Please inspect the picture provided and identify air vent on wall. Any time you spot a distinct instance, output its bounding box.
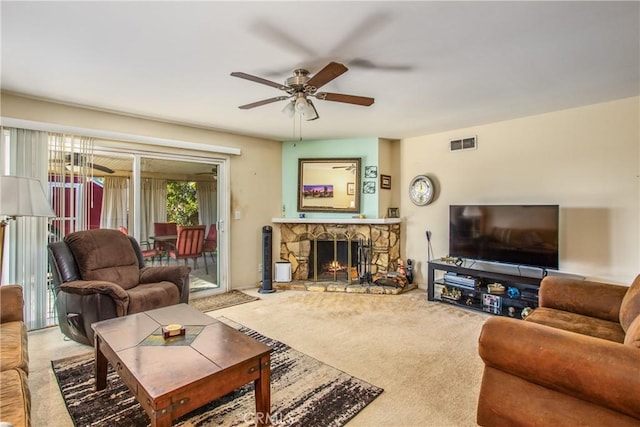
[450,136,477,152]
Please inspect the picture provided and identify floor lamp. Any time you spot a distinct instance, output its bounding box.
[0,175,56,284]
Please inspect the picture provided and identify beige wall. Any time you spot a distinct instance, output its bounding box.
[1,93,282,289]
[401,97,640,285]
[377,138,400,217]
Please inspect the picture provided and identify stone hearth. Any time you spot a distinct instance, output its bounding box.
[273,280,418,295]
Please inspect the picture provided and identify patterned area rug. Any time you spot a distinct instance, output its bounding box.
[51,326,383,427]
[188,290,258,312]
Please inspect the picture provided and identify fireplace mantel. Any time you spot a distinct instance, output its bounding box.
[272,218,401,225]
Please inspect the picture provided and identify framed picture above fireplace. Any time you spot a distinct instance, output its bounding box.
[298,158,361,213]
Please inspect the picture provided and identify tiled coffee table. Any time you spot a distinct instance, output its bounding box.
[92,303,271,427]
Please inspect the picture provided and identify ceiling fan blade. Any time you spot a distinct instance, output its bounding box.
[196,167,217,175]
[196,168,218,179]
[306,62,348,90]
[328,12,388,57]
[315,92,375,106]
[65,153,114,174]
[87,162,115,174]
[251,21,316,58]
[230,72,288,91]
[238,96,290,109]
[348,58,413,72]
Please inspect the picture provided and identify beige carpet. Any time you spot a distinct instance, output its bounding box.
[219,289,488,427]
[29,287,489,426]
[189,290,258,312]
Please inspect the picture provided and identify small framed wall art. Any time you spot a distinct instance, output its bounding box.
[380,174,391,189]
[363,181,376,194]
[364,166,378,178]
[347,182,355,195]
[388,207,399,218]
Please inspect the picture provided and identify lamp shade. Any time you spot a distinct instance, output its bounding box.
[462,206,483,218]
[0,175,55,218]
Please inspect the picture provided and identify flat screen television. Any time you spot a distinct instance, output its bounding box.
[449,205,559,269]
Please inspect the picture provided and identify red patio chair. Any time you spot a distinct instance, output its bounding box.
[203,224,217,275]
[117,226,160,265]
[167,225,206,270]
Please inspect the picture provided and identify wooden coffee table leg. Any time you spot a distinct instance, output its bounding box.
[255,354,271,427]
[150,411,172,427]
[94,335,108,391]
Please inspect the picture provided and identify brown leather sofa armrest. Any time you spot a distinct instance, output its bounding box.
[59,280,129,316]
[139,266,191,302]
[139,265,190,285]
[539,276,628,322]
[0,284,24,323]
[479,317,640,420]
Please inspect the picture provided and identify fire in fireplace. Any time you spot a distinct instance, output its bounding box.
[308,240,359,281]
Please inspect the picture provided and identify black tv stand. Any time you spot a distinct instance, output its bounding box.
[427,259,542,318]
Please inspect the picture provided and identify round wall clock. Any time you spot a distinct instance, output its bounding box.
[409,175,435,206]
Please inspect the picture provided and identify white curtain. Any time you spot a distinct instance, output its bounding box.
[196,180,217,230]
[100,177,129,230]
[140,178,167,242]
[1,128,51,330]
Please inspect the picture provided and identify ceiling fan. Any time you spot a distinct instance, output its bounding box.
[65,153,114,174]
[332,163,356,172]
[195,167,218,180]
[50,153,115,174]
[230,61,374,121]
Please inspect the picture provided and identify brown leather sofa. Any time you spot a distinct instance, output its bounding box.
[48,229,191,346]
[0,284,30,427]
[477,275,640,426]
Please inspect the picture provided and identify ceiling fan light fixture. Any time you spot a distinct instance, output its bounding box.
[294,94,308,113]
[304,99,319,120]
[282,100,295,118]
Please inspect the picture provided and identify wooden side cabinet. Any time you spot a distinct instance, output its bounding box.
[427,260,542,319]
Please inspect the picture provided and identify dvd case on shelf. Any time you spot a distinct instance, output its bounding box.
[482,293,502,314]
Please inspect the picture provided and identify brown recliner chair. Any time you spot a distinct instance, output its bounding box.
[48,229,191,346]
[477,275,640,426]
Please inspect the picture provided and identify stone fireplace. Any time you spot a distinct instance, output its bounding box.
[273,218,402,285]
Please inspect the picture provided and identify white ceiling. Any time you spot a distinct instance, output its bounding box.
[1,1,638,142]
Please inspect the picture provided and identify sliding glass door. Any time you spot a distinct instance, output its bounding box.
[48,146,229,303]
[137,157,222,295]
